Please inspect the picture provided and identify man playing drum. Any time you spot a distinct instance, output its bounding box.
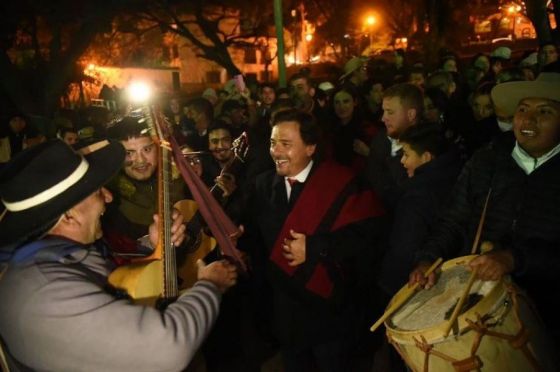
[409,72,560,344]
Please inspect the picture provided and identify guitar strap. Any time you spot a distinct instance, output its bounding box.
[165,124,247,272]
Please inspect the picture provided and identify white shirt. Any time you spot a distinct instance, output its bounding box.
[389,137,402,157]
[285,160,313,200]
[512,142,560,175]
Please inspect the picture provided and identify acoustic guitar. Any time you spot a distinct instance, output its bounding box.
[108,107,179,307]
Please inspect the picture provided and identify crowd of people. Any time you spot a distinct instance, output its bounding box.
[0,41,559,371]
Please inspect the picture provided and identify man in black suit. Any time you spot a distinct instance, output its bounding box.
[242,109,385,372]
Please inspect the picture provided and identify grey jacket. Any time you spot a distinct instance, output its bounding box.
[0,241,221,372]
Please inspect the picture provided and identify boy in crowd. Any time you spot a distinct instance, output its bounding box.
[377,124,461,296]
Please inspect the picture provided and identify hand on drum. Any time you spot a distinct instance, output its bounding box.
[468,250,514,281]
[408,261,437,289]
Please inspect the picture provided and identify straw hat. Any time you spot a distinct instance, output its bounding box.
[491,72,560,116]
[340,56,368,81]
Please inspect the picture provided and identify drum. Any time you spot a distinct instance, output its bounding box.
[385,256,556,372]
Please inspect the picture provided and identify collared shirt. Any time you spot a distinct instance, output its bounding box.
[512,141,560,175]
[389,137,402,157]
[285,160,313,200]
[497,120,512,132]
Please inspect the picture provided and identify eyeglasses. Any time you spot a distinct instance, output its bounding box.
[185,156,201,166]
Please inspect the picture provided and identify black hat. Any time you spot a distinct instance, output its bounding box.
[0,139,125,246]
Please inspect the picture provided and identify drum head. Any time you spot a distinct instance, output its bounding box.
[388,261,498,331]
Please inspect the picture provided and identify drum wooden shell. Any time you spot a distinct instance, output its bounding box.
[385,256,556,372]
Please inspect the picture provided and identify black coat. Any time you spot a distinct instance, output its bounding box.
[365,128,408,211]
[377,149,462,295]
[415,133,560,333]
[242,163,385,351]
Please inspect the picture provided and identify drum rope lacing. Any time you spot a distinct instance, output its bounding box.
[388,284,545,372]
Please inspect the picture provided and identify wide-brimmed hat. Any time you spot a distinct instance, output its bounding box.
[490,46,512,60]
[0,139,125,246]
[491,72,560,116]
[340,56,368,81]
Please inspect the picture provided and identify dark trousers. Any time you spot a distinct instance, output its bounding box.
[281,339,350,372]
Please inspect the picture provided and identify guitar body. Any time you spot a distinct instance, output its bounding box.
[174,199,217,290]
[108,260,163,306]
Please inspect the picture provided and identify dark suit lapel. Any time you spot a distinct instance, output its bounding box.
[272,174,289,209]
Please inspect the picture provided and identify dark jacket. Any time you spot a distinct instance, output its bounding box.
[365,128,408,211]
[242,162,385,350]
[415,133,560,331]
[378,149,462,295]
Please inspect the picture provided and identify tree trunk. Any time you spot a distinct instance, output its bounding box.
[526,0,553,44]
[552,0,560,42]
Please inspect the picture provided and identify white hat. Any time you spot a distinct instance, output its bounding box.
[520,52,538,67]
[318,81,335,92]
[202,88,217,99]
[491,46,512,60]
[202,88,218,104]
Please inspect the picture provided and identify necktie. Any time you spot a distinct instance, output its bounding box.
[287,178,299,187]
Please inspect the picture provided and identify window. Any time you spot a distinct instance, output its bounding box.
[244,48,257,64]
[206,71,221,84]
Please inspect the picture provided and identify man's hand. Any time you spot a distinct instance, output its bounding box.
[408,261,437,289]
[148,210,186,248]
[469,250,514,281]
[353,139,370,157]
[197,259,238,293]
[282,229,306,267]
[215,173,237,197]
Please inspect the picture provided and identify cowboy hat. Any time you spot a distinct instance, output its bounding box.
[339,56,368,81]
[491,72,560,117]
[0,139,125,246]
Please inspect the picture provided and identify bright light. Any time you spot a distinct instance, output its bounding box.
[127,81,151,103]
[87,63,95,71]
[305,33,313,42]
[366,16,376,26]
[508,5,516,13]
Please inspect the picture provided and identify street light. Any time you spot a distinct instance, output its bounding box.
[364,15,377,52]
[127,81,152,104]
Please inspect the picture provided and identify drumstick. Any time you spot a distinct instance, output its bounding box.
[471,188,492,255]
[370,257,443,333]
[444,242,494,337]
[443,266,478,337]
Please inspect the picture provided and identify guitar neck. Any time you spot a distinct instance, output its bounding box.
[160,145,179,299]
[148,107,178,300]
